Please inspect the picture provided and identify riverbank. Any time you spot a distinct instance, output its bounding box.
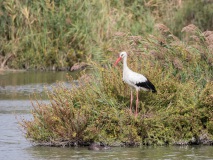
[0,62,89,73]
[0,68,26,73]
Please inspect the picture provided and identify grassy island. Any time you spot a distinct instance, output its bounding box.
[21,24,213,146]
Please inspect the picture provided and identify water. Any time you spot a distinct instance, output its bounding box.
[0,71,213,160]
[0,71,77,100]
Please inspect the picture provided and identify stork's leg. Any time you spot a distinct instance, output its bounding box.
[135,90,139,117]
[130,90,133,114]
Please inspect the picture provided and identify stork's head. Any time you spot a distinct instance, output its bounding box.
[114,51,127,66]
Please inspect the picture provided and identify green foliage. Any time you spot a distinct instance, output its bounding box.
[168,0,213,37]
[199,82,213,108]
[21,25,213,146]
[144,0,213,36]
[1,0,212,69]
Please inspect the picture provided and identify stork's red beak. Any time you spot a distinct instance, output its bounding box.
[114,57,122,66]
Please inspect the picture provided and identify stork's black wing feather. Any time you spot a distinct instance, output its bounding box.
[135,79,157,93]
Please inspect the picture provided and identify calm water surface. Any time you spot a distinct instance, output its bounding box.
[0,71,213,160]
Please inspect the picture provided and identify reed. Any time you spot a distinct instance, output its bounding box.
[1,0,212,70]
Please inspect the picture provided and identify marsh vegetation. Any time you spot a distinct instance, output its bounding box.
[0,0,212,70]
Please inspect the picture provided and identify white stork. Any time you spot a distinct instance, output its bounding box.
[114,51,157,117]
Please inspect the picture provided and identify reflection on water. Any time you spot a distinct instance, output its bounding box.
[0,71,78,100]
[18,145,213,160]
[26,146,142,160]
[1,71,213,160]
[0,71,78,86]
[0,100,49,114]
[0,82,74,100]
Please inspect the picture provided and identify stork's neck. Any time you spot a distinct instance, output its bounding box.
[122,56,129,71]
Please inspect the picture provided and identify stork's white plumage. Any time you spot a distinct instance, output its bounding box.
[115,51,157,117]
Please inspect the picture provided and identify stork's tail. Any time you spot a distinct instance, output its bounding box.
[152,88,157,93]
[144,79,157,93]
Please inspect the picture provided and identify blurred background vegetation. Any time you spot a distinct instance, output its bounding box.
[0,0,212,70]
